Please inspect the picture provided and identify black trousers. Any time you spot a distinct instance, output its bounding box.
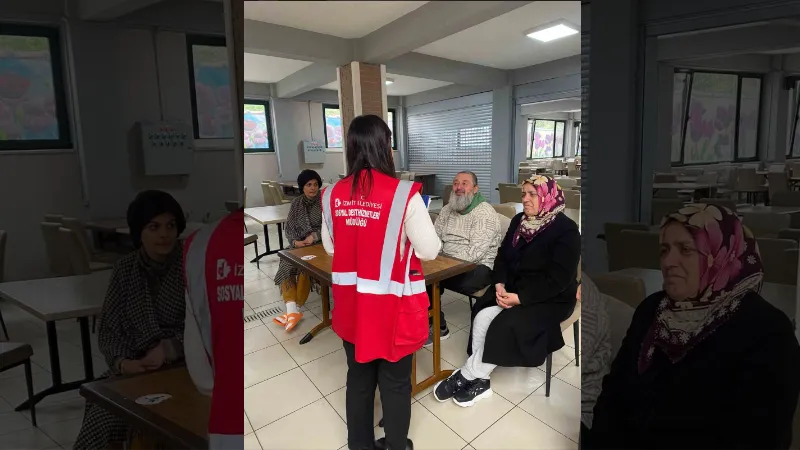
[425,264,493,325]
[343,340,413,450]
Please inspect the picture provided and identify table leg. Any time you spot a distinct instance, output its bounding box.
[411,281,453,396]
[251,223,276,263]
[16,320,89,411]
[78,317,95,381]
[300,285,332,345]
[277,223,285,250]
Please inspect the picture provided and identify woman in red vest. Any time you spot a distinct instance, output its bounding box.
[321,115,441,450]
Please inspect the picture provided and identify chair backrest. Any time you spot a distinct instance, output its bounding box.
[61,217,93,261]
[756,238,798,284]
[650,198,686,225]
[491,203,517,219]
[498,185,521,204]
[768,172,789,198]
[741,212,791,237]
[564,190,581,210]
[605,294,635,359]
[43,214,64,223]
[778,228,800,243]
[770,191,800,207]
[604,222,650,271]
[0,230,6,282]
[261,182,277,206]
[556,178,577,189]
[618,230,661,270]
[653,173,677,183]
[404,172,416,181]
[735,167,760,189]
[498,213,512,236]
[269,185,284,203]
[696,172,718,185]
[592,271,647,309]
[442,185,453,206]
[59,227,92,275]
[698,198,737,213]
[41,222,72,276]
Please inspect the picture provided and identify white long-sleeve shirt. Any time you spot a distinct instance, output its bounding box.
[322,192,441,260]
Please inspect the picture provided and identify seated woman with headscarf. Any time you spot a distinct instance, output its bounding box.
[272,169,323,332]
[74,190,188,450]
[585,204,800,449]
[433,175,581,407]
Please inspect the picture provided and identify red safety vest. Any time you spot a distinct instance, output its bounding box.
[321,170,429,363]
[183,210,244,449]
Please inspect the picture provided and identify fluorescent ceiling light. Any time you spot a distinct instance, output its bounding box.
[385,78,394,85]
[526,22,578,42]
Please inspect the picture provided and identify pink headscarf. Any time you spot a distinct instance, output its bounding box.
[512,175,566,247]
[638,203,764,373]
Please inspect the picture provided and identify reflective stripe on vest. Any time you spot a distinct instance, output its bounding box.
[184,223,215,361]
[328,179,423,297]
[321,182,336,240]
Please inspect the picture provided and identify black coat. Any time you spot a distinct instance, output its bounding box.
[468,212,581,368]
[586,291,800,449]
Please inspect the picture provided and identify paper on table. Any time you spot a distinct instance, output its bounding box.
[135,394,172,405]
[301,255,316,261]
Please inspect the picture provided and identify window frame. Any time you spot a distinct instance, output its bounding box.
[186,34,229,140]
[786,77,800,159]
[0,24,72,151]
[673,69,763,166]
[528,118,567,159]
[574,121,582,156]
[243,99,275,153]
[322,104,342,148]
[388,107,397,150]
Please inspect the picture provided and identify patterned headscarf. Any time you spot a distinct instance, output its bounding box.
[638,203,764,373]
[512,175,566,246]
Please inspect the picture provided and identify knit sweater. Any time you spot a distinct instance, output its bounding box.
[434,200,501,269]
[580,274,611,429]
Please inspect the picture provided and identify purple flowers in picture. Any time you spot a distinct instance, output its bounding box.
[685,100,735,163]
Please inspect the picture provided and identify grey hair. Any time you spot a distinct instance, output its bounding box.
[455,171,478,186]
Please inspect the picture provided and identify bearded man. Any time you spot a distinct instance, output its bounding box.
[425,171,502,346]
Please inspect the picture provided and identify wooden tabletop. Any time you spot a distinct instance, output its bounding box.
[0,271,111,321]
[616,267,796,319]
[80,367,209,449]
[244,204,292,225]
[738,206,800,215]
[278,245,476,286]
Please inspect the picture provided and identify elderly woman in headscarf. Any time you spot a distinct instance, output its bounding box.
[272,169,323,332]
[74,190,188,450]
[586,204,800,449]
[433,175,581,407]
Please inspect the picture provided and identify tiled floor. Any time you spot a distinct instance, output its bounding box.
[0,298,109,450]
[244,217,581,450]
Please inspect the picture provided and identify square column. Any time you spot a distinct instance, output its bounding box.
[337,62,389,171]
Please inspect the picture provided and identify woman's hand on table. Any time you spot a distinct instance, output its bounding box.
[120,359,148,375]
[141,342,167,370]
[294,240,307,248]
